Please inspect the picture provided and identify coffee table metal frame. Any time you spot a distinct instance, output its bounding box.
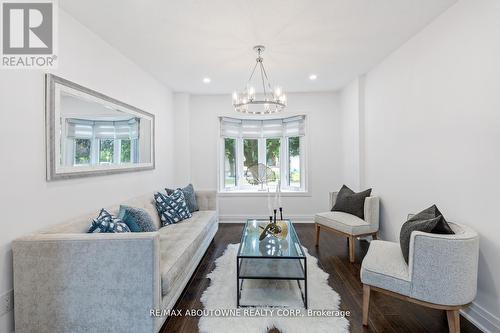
[236,219,308,309]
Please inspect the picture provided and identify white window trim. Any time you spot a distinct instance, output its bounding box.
[218,116,309,195]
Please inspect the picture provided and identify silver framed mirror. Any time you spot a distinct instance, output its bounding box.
[45,74,155,181]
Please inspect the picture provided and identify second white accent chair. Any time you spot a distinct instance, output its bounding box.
[315,191,380,263]
[360,223,479,333]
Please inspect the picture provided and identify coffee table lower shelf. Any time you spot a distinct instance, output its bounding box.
[236,256,308,309]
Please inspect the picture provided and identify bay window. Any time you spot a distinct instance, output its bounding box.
[224,138,237,188]
[288,136,301,188]
[220,115,306,192]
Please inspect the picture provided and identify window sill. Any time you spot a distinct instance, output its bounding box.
[217,191,311,197]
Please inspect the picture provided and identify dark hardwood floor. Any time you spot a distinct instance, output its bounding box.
[161,223,481,333]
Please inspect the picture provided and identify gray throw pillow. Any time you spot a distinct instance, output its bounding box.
[408,204,454,234]
[399,215,442,264]
[118,205,157,232]
[166,183,199,213]
[331,185,372,219]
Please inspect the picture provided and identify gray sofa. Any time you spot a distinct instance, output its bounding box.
[13,190,218,333]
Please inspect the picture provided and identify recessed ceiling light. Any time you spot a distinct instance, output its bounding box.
[203,77,211,84]
[309,74,317,81]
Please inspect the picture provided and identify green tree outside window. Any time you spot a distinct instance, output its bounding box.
[74,139,91,165]
[99,139,114,163]
[121,139,131,163]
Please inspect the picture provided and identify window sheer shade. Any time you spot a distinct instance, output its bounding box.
[220,116,305,138]
[114,119,139,139]
[66,118,140,139]
[65,119,93,139]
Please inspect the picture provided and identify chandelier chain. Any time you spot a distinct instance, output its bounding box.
[260,61,274,94]
[259,62,267,97]
[246,60,259,90]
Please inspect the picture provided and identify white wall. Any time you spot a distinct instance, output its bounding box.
[173,93,191,184]
[174,92,343,222]
[0,10,174,332]
[340,0,500,330]
[339,78,362,190]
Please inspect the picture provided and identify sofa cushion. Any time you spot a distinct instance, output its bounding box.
[158,211,217,295]
[155,190,192,226]
[361,240,411,296]
[166,184,199,213]
[315,211,374,235]
[331,185,372,219]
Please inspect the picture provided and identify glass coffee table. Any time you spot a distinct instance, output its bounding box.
[236,219,307,308]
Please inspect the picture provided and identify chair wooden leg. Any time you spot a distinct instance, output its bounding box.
[447,309,460,333]
[315,224,320,247]
[362,284,370,326]
[348,235,355,263]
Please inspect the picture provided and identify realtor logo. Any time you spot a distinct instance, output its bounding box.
[1,0,57,68]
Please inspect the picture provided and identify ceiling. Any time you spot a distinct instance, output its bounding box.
[61,0,456,94]
[61,94,134,121]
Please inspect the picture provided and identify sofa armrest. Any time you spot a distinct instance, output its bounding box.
[13,232,161,333]
[408,225,479,306]
[364,196,379,229]
[196,190,217,211]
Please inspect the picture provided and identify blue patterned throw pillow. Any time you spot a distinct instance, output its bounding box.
[88,209,131,233]
[154,189,192,226]
[166,184,199,213]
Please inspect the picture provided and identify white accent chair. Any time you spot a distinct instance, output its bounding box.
[314,191,379,263]
[360,223,479,333]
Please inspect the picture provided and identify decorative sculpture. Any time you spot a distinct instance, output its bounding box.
[245,163,276,191]
[259,210,288,241]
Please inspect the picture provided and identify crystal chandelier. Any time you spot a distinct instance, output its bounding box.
[232,45,287,114]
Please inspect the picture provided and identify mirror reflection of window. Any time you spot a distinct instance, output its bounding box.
[99,139,114,164]
[47,75,155,181]
[120,139,131,163]
[74,138,91,165]
[65,117,141,167]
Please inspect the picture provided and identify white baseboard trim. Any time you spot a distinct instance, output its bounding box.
[219,214,315,224]
[461,301,500,333]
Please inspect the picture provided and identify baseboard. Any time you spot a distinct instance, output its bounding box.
[461,301,500,333]
[219,214,315,224]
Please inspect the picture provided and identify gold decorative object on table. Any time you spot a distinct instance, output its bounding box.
[259,220,288,240]
[259,208,289,241]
